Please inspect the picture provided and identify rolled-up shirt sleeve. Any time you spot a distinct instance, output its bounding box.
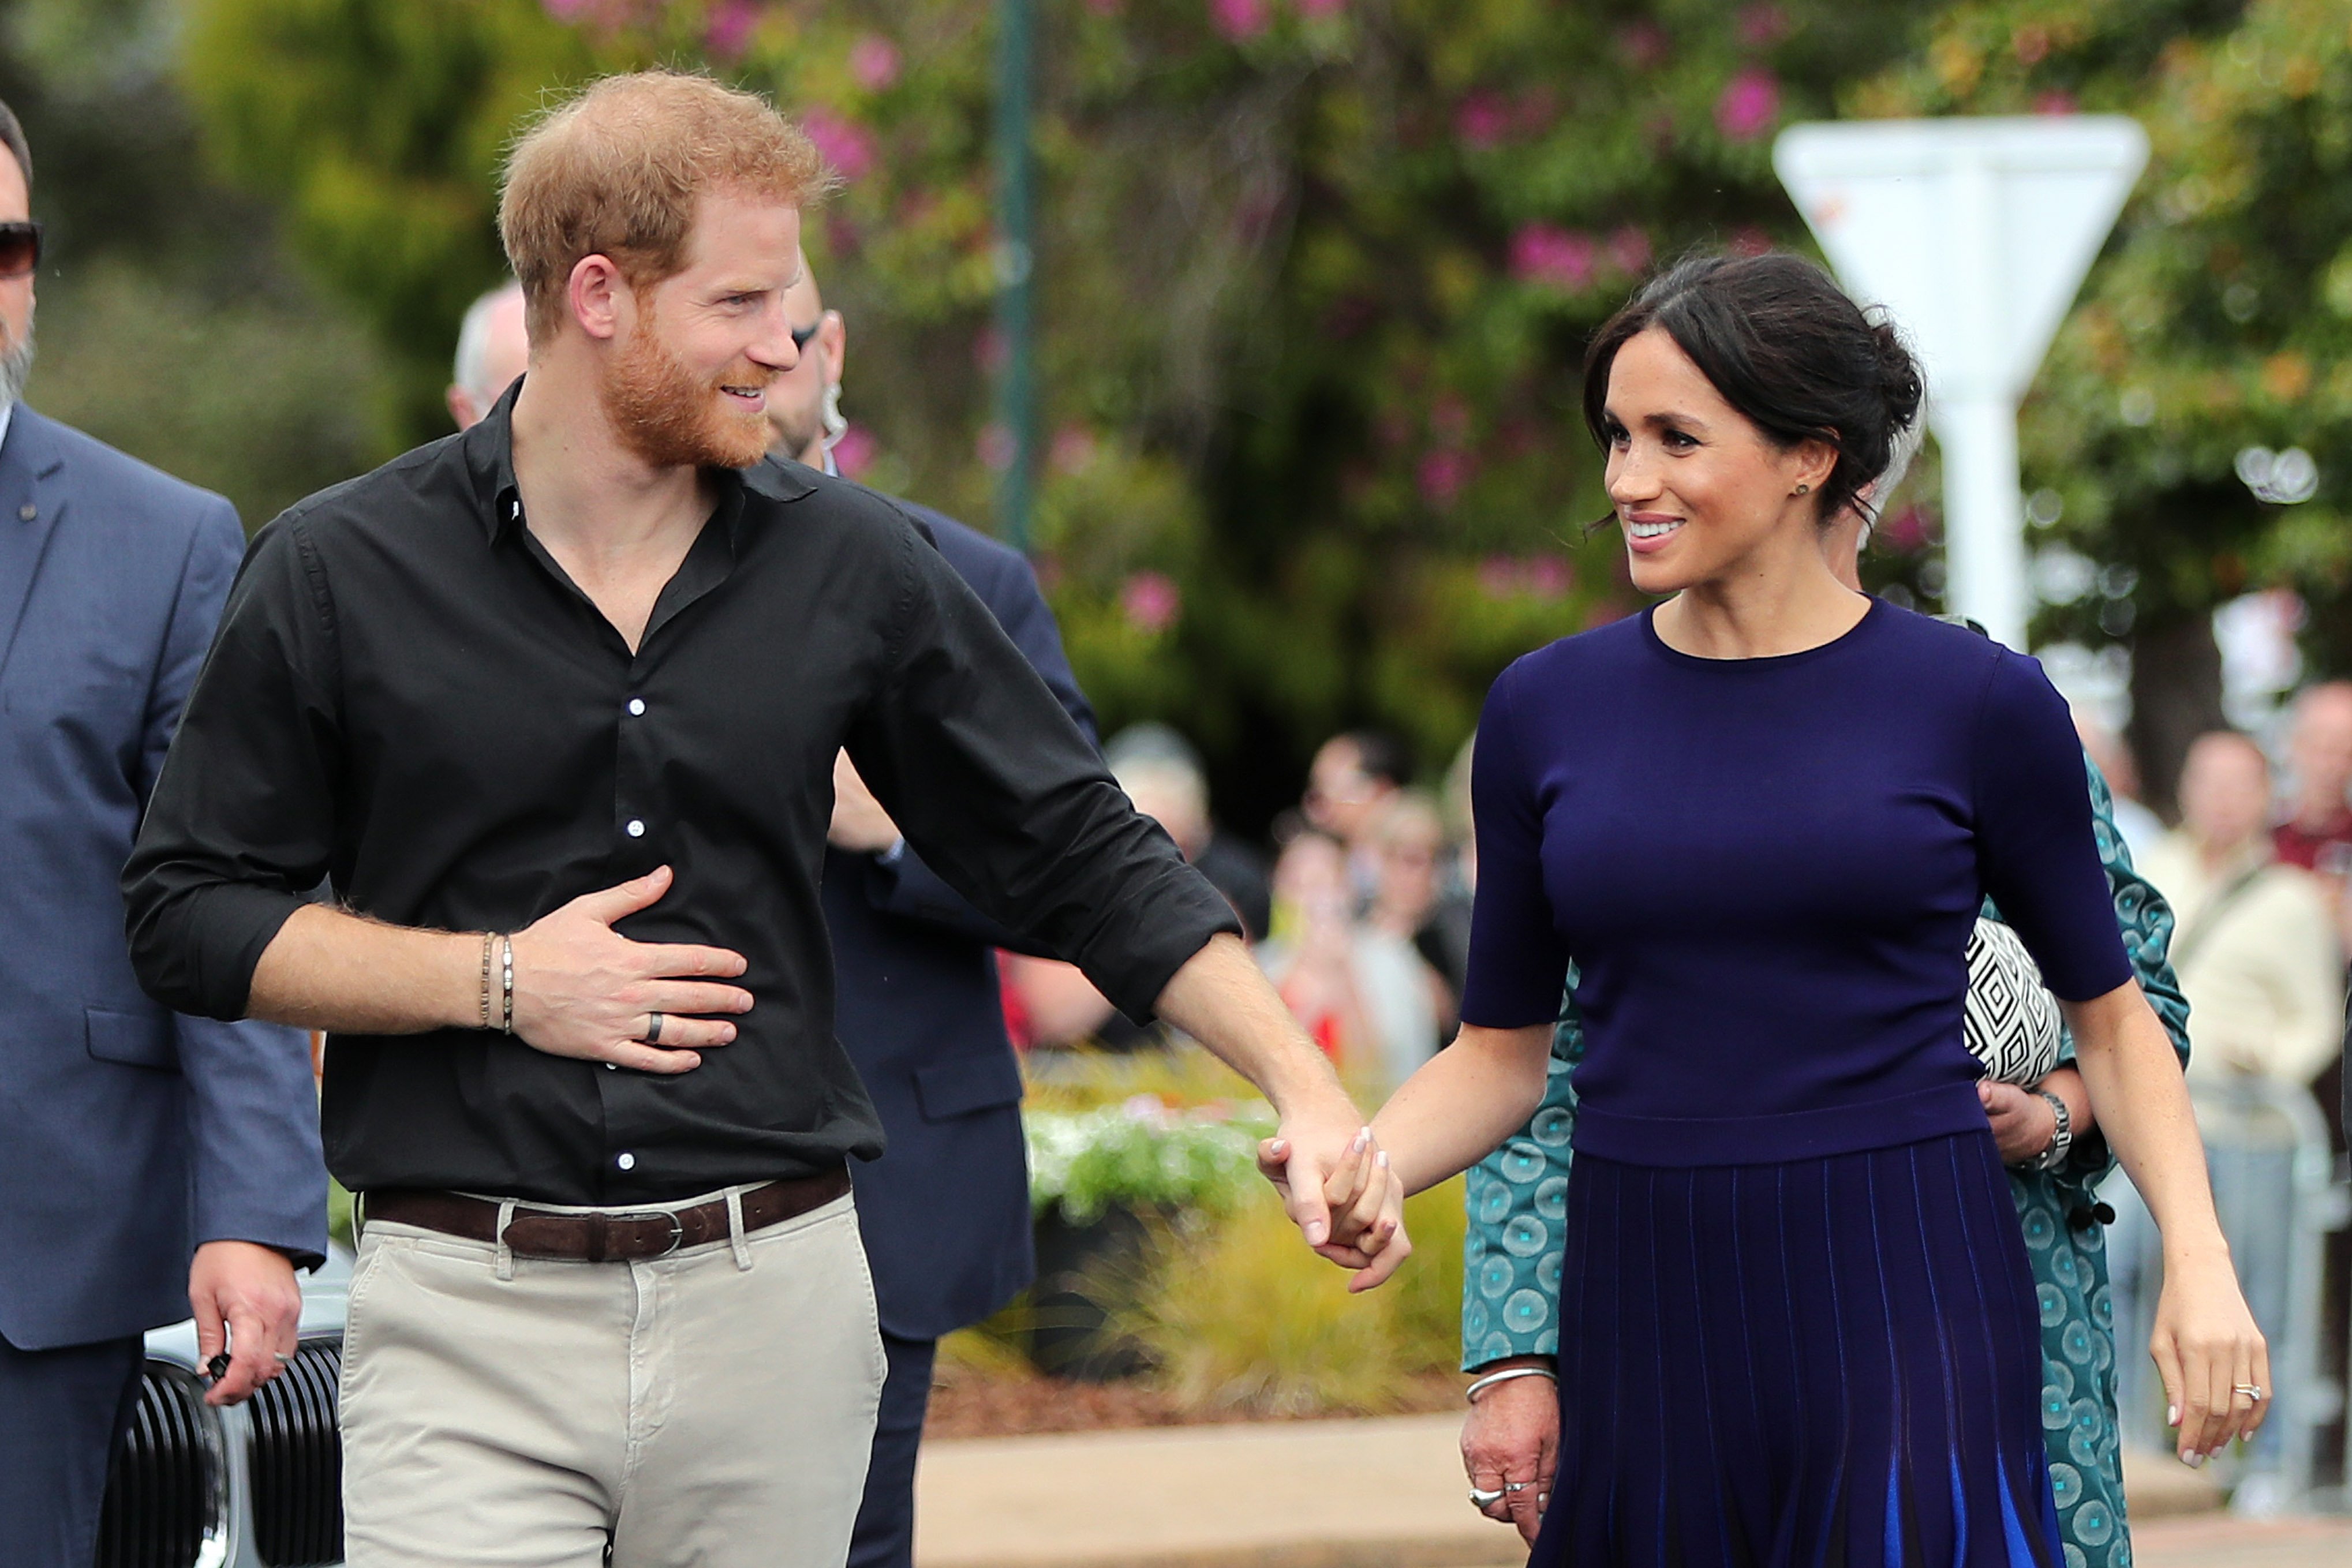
[844,525,1237,1021]
[124,514,343,1020]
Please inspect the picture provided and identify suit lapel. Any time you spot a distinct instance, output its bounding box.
[0,407,65,688]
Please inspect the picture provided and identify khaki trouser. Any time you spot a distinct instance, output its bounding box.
[340,1189,884,1568]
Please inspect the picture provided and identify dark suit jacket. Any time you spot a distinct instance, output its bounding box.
[827,499,1094,1342]
[0,407,324,1351]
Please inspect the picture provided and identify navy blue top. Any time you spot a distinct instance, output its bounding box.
[1461,599,2133,1166]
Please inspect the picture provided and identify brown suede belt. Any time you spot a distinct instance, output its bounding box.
[363,1166,851,1263]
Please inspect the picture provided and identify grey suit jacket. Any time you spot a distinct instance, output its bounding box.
[0,405,324,1351]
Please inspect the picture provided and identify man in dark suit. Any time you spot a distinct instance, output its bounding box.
[768,255,1089,1568]
[0,99,326,1567]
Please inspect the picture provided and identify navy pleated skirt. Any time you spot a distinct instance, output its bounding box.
[1533,1131,2063,1568]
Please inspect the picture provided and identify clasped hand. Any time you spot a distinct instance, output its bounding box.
[1257,1116,1412,1290]
[505,865,751,1072]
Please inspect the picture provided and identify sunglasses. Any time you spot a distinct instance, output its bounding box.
[790,318,821,357]
[0,220,40,279]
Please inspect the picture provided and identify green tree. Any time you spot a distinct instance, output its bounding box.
[0,0,387,528]
[1858,0,2351,806]
[181,0,1946,826]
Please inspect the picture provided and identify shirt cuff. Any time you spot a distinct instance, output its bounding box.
[1072,860,1243,1024]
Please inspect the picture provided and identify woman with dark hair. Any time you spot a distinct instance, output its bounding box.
[1352,253,2267,1566]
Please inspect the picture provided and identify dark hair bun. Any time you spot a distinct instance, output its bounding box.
[1581,252,1925,524]
[1867,316,1925,439]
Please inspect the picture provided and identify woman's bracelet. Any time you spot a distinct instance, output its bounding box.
[1465,1364,1557,1405]
[499,934,515,1034]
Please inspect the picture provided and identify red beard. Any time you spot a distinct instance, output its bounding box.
[601,321,773,470]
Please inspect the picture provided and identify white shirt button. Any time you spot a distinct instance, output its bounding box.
[627,698,646,716]
[616,1151,637,1172]
[626,819,646,838]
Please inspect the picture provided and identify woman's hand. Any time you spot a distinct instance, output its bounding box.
[1461,1361,1557,1544]
[1977,1080,2055,1164]
[2150,1242,2271,1466]
[1257,1125,1412,1290]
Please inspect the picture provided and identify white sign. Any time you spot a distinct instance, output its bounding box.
[1774,117,2148,647]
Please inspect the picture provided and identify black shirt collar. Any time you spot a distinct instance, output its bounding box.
[460,374,818,548]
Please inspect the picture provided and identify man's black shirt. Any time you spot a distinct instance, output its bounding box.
[124,392,1236,1205]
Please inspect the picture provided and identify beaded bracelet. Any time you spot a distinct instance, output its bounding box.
[1465,1365,1557,1405]
[478,931,496,1031]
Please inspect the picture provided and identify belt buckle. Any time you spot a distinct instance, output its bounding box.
[613,1208,686,1258]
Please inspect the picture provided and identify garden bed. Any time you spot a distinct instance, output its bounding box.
[923,1364,1469,1440]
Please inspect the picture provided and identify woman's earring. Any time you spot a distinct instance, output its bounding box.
[1794,482,1811,495]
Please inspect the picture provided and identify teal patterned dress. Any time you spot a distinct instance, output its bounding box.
[1463,759,2190,1568]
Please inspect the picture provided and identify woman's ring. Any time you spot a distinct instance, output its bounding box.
[643,1012,665,1045]
[1504,1481,1531,1492]
[2234,1384,2266,1401]
[1468,1485,1506,1508]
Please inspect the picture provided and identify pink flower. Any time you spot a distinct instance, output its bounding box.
[1616,22,1668,70]
[1120,572,1181,633]
[1715,68,1780,141]
[849,35,902,93]
[1729,226,1773,257]
[1050,425,1097,475]
[2033,89,2080,117]
[1455,93,1512,151]
[1736,5,1787,48]
[1879,505,1932,552]
[542,0,590,17]
[1418,450,1472,508]
[1510,224,1598,290]
[831,426,877,478]
[1296,0,1346,19]
[1525,555,1572,599]
[704,0,761,60]
[1431,394,1471,443]
[1477,556,1519,598]
[1210,0,1267,41]
[1607,225,1652,276]
[801,108,876,182]
[977,423,1017,471]
[973,328,1008,374]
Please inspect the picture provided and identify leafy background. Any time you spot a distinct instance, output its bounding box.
[3,0,2339,824]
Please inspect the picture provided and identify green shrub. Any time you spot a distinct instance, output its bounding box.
[1117,1177,1467,1419]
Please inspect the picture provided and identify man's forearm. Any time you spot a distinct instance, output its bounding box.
[247,904,480,1034]
[1153,933,1345,1111]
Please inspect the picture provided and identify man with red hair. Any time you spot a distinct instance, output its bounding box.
[127,72,1395,1567]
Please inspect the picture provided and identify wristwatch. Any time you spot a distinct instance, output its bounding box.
[2031,1089,2074,1172]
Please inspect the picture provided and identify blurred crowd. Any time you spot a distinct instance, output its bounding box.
[1003,727,1474,1095]
[2078,688,2352,1503]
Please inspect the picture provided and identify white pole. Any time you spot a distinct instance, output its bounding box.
[1935,394,2029,649]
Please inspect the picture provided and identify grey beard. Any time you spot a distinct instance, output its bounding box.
[0,317,33,411]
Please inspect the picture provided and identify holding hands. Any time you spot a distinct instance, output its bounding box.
[1257,1115,1412,1290]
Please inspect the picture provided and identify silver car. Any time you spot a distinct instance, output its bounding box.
[95,1245,351,1568]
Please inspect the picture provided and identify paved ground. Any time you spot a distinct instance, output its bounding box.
[914,1412,2350,1568]
[2132,1514,2352,1567]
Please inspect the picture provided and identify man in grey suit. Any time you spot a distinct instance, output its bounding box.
[0,98,326,1566]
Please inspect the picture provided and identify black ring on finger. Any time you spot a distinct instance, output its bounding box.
[643,1011,665,1045]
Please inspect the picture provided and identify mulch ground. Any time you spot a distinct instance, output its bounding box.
[922,1368,1468,1440]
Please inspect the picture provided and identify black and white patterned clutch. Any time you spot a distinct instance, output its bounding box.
[1962,918,2062,1086]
